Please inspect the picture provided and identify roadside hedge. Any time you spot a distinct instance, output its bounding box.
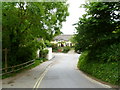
[78,51,119,85]
[62,46,71,53]
[39,49,49,58]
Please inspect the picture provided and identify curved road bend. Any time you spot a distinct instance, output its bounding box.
[2,53,111,88]
[36,53,111,88]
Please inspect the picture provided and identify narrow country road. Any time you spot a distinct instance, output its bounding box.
[2,52,111,89]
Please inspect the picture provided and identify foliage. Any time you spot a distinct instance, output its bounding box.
[44,40,52,47]
[75,2,120,85]
[39,49,49,58]
[2,2,69,66]
[69,36,76,45]
[2,58,47,79]
[78,51,119,85]
[88,43,120,63]
[74,2,120,62]
[52,44,71,53]
[38,39,46,50]
[51,43,58,52]
[62,46,71,53]
[38,57,48,62]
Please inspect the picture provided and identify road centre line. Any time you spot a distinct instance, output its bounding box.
[33,64,52,90]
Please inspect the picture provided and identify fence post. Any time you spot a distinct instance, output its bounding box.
[12,66,14,72]
[3,48,8,73]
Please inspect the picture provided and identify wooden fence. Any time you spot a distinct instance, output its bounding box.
[1,48,35,76]
[0,59,35,76]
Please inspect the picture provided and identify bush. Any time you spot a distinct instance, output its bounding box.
[39,49,49,58]
[45,40,52,47]
[78,51,119,85]
[36,57,47,63]
[98,43,120,62]
[85,42,120,63]
[74,44,81,54]
[51,44,59,52]
[4,46,37,67]
[62,46,70,53]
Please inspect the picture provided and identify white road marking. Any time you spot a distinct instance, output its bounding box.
[33,64,52,90]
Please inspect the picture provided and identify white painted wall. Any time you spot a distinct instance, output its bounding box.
[46,47,53,60]
[37,47,53,60]
[37,49,40,58]
[51,40,73,47]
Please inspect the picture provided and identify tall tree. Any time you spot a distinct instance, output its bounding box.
[74,2,120,62]
[2,2,69,66]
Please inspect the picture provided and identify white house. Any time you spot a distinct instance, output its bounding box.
[51,34,74,47]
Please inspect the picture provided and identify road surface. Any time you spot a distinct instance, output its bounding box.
[2,52,111,89]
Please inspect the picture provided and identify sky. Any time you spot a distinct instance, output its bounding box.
[61,0,86,34]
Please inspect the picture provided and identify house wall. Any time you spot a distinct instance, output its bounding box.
[51,40,73,47]
[37,47,53,60]
[46,47,53,60]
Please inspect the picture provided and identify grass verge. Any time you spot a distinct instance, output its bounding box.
[2,58,47,79]
[78,51,119,86]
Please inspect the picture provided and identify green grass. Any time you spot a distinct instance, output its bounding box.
[78,51,119,85]
[1,58,47,79]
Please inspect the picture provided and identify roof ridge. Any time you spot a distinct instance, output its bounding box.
[53,34,73,41]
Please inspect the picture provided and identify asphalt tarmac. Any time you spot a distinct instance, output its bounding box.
[2,52,111,89]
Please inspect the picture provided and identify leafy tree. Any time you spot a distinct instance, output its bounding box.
[74,2,120,62]
[2,2,69,66]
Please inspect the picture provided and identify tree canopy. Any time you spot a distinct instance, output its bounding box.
[74,2,120,62]
[2,2,69,66]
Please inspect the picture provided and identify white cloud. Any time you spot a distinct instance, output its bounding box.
[61,0,86,34]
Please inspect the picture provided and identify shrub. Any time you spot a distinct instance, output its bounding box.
[17,47,37,62]
[37,57,47,62]
[86,42,120,63]
[62,46,70,53]
[58,48,62,52]
[39,49,49,58]
[51,44,59,52]
[99,43,120,62]
[74,43,81,54]
[52,49,58,52]
[51,43,57,49]
[78,51,119,85]
[5,46,37,67]
[45,40,52,47]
